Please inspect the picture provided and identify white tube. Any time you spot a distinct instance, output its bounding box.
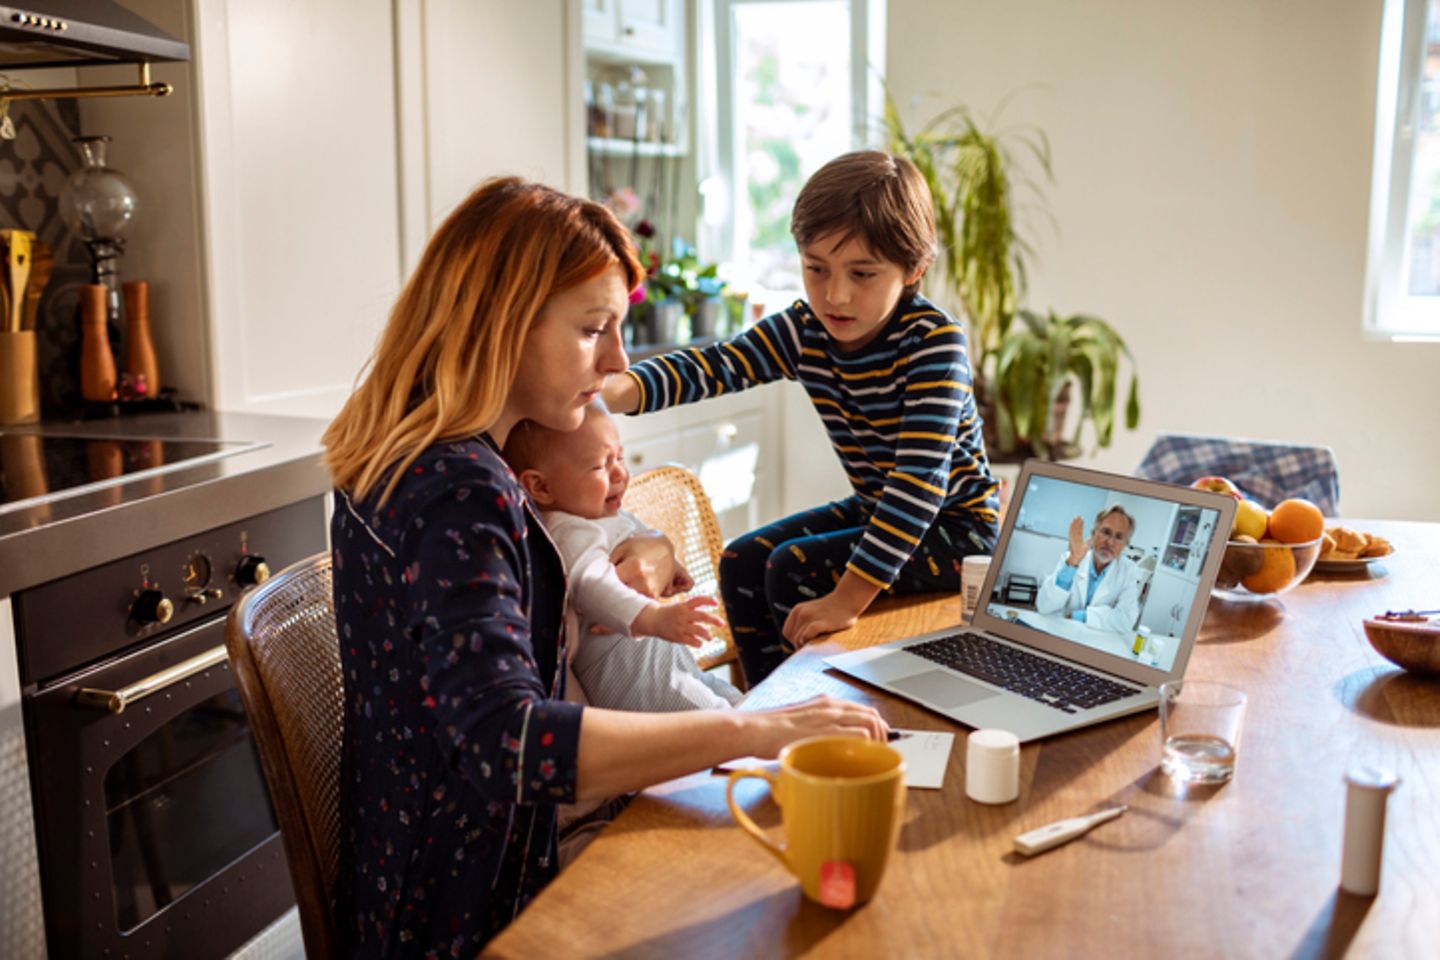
[1339,766,1401,896]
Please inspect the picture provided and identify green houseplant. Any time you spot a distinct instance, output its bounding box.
[880,92,1048,379]
[991,309,1141,459]
[881,92,1141,458]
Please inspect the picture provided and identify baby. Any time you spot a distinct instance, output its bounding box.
[503,402,742,712]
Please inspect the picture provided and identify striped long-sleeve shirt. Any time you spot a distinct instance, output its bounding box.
[625,294,1000,587]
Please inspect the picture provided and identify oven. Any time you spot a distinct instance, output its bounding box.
[11,496,326,958]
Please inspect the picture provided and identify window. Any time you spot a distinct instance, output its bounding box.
[1366,0,1440,340]
[700,0,885,300]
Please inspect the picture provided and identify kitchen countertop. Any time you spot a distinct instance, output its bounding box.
[0,410,331,596]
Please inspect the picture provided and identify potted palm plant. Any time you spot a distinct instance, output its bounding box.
[991,309,1141,459]
[880,92,1048,379]
[882,92,1140,458]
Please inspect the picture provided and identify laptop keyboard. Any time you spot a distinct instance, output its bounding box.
[907,632,1139,714]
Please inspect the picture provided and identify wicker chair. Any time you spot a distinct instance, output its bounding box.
[224,553,341,959]
[625,465,745,690]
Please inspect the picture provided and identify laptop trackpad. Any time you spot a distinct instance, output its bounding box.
[890,670,1000,708]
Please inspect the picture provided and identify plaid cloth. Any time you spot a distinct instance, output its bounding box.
[1134,433,1341,515]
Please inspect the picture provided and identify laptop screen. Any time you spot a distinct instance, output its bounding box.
[983,471,1224,673]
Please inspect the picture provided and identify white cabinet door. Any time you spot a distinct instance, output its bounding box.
[191,0,403,418]
[617,0,682,62]
[679,410,765,542]
[1140,567,1199,635]
[423,0,577,223]
[581,0,618,45]
[585,0,682,64]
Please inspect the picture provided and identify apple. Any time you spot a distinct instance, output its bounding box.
[1191,476,1243,502]
[1233,498,1269,540]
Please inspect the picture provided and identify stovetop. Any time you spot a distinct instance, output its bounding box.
[0,432,265,515]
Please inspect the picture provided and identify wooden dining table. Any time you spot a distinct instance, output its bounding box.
[485,520,1440,959]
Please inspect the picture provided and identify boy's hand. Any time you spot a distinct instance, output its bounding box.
[782,594,862,648]
[602,374,640,414]
[631,596,724,648]
[781,572,882,648]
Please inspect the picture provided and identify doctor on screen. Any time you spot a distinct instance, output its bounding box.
[1036,505,1142,633]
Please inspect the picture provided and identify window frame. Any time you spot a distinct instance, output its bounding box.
[1365,0,1440,341]
[700,0,887,278]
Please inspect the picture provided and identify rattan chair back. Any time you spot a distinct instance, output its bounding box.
[225,552,341,959]
[625,465,742,686]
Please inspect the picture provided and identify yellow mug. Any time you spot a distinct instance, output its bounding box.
[726,735,905,908]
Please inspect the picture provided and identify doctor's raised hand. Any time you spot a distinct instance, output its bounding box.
[1067,515,1088,566]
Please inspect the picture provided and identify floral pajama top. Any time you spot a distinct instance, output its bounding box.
[330,434,581,958]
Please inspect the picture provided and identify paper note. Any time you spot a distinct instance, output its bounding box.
[887,729,954,790]
[715,729,955,790]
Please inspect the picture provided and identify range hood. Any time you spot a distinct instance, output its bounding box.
[0,1,189,70]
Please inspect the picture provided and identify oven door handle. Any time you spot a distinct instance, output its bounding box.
[76,644,230,714]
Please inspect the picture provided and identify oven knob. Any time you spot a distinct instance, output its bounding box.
[131,589,174,626]
[236,555,271,587]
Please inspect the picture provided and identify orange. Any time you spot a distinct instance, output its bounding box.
[1267,498,1325,544]
[1242,541,1297,593]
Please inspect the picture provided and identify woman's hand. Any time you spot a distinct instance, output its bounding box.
[611,533,680,599]
[744,695,888,759]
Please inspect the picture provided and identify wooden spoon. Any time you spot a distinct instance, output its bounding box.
[0,229,30,334]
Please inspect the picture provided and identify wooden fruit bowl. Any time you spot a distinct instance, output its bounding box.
[1363,615,1440,677]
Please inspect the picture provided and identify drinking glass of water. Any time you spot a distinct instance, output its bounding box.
[1159,680,1247,783]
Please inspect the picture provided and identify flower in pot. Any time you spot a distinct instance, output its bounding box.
[991,308,1141,458]
[642,238,727,342]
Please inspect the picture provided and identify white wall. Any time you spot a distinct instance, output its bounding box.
[887,0,1440,520]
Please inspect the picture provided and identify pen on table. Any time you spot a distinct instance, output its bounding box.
[887,730,910,741]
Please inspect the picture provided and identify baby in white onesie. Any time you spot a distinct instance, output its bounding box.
[502,402,741,712]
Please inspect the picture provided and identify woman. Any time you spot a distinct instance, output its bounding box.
[322,177,886,957]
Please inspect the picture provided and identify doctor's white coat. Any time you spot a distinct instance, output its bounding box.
[1035,550,1142,634]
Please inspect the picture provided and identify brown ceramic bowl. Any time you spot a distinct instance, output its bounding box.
[1363,617,1440,676]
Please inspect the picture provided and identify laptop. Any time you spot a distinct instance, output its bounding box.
[825,459,1238,742]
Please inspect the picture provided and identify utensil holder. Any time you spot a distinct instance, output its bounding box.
[0,329,41,423]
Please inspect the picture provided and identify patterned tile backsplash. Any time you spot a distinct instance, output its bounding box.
[0,98,105,414]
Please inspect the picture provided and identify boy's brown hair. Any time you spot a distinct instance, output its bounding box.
[790,150,936,295]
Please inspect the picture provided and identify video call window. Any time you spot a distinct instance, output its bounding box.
[984,475,1221,672]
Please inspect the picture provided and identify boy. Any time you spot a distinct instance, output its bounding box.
[604,150,1000,685]
[503,403,741,712]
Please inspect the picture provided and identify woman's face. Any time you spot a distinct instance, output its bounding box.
[506,265,630,434]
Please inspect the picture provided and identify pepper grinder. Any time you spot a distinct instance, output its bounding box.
[80,283,117,402]
[122,280,160,397]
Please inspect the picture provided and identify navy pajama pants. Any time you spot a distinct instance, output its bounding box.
[718,497,997,687]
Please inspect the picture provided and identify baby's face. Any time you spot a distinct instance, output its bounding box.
[539,412,629,519]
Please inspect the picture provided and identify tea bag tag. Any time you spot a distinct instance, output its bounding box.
[818,860,856,909]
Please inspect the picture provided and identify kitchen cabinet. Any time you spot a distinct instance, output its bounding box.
[583,0,685,64]
[582,0,695,290]
[616,384,783,542]
[79,0,584,419]
[1140,566,1198,635]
